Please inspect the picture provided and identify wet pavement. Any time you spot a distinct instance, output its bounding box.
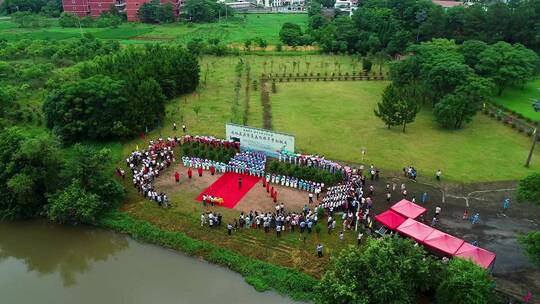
[364,173,540,302]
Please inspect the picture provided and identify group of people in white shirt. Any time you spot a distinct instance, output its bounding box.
[127,138,175,207]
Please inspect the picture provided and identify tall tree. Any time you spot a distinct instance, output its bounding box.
[476,41,540,95]
[182,0,230,23]
[375,84,420,132]
[433,76,493,129]
[279,22,303,46]
[436,258,494,304]
[0,128,62,219]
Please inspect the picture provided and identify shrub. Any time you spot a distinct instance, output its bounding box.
[517,173,540,205]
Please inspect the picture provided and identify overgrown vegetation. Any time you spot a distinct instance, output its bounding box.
[138,0,175,24]
[315,235,444,304]
[59,11,125,28]
[0,128,123,223]
[518,231,540,267]
[181,0,232,23]
[436,258,495,304]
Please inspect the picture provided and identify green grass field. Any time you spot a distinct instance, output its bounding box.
[0,14,308,45]
[271,82,540,182]
[119,55,539,183]
[492,78,540,122]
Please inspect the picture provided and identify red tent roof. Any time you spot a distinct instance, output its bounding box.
[455,243,497,269]
[375,210,407,230]
[396,218,435,242]
[390,199,427,219]
[423,230,465,256]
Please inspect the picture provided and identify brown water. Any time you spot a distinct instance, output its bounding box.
[0,220,299,304]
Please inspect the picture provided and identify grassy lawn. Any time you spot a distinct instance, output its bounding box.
[0,14,308,45]
[270,82,540,182]
[492,78,540,122]
[120,54,372,154]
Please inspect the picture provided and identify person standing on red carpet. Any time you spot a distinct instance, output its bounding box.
[174,171,180,183]
[197,166,203,177]
[238,177,242,188]
[187,168,192,179]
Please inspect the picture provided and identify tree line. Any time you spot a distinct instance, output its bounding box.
[0,0,62,17]
[43,44,200,142]
[298,0,540,55]
[375,39,539,131]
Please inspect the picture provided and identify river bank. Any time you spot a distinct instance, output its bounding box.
[98,211,317,301]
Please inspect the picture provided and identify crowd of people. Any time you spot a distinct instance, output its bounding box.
[228,151,266,176]
[264,173,322,193]
[127,138,176,207]
[277,151,352,178]
[404,165,418,181]
[219,204,324,237]
[182,156,228,173]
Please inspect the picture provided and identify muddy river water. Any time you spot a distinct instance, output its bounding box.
[0,220,298,304]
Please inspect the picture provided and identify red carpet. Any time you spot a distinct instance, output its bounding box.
[196,173,261,208]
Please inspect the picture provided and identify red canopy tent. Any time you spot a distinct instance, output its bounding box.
[390,199,427,219]
[375,210,407,230]
[455,243,497,269]
[423,230,465,256]
[396,218,435,242]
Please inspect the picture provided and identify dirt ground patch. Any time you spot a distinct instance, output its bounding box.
[155,163,321,213]
[235,181,320,213]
